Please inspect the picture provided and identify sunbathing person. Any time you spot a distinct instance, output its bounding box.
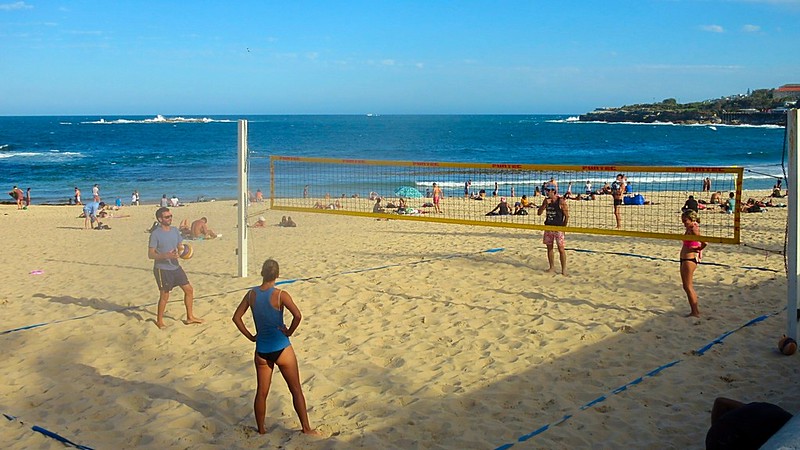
[486,198,511,216]
[373,197,385,213]
[191,217,218,239]
[252,216,267,228]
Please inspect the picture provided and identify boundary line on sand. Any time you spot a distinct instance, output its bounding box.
[493,311,781,449]
[0,248,505,336]
[3,413,94,450]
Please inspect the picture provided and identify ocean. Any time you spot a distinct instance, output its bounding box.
[0,115,787,204]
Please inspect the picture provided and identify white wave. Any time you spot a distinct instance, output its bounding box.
[563,119,784,129]
[0,144,9,150]
[0,152,39,159]
[0,150,84,159]
[59,122,73,125]
[81,115,234,125]
[409,169,776,188]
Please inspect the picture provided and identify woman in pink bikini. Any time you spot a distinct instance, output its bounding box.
[679,210,707,317]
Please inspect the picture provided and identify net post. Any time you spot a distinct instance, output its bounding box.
[237,119,249,278]
[788,109,799,343]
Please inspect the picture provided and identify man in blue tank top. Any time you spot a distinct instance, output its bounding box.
[537,184,569,276]
[148,207,204,329]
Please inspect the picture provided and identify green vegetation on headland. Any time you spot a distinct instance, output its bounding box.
[579,88,796,126]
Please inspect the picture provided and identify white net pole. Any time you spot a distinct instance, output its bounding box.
[788,110,799,341]
[237,120,249,278]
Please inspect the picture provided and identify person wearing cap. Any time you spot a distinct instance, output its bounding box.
[83,200,106,229]
[253,216,267,228]
[537,184,569,275]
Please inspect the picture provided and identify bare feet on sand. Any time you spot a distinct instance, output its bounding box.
[184,317,205,325]
[155,321,169,329]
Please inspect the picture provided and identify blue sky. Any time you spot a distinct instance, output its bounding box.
[2,0,800,115]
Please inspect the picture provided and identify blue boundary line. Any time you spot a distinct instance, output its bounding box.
[0,248,505,336]
[4,413,94,449]
[494,309,782,449]
[567,248,780,273]
[1,248,506,448]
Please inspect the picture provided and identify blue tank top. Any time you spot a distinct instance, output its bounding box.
[251,286,291,353]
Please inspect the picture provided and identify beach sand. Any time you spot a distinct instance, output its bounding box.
[1,195,798,449]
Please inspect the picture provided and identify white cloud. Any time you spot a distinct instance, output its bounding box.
[381,59,395,66]
[415,62,424,69]
[0,1,32,11]
[742,24,761,32]
[637,64,742,71]
[700,24,725,33]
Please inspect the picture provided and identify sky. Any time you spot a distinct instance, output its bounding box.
[2,0,800,115]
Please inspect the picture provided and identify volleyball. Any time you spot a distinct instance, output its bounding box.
[778,335,797,356]
[177,242,193,260]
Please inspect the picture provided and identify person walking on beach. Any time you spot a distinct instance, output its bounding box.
[25,187,31,207]
[232,259,320,436]
[679,210,707,317]
[92,183,100,202]
[10,185,24,209]
[432,182,443,213]
[74,187,82,205]
[611,173,626,229]
[148,207,204,329]
[537,184,569,275]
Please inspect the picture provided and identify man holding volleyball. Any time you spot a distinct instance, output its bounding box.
[148,207,204,329]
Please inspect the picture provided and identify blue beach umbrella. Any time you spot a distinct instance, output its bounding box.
[394,186,423,198]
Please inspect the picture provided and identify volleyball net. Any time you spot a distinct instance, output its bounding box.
[268,156,744,244]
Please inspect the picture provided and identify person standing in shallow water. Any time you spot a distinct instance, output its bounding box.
[232,259,321,436]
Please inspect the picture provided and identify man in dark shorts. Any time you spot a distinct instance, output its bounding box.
[611,173,626,229]
[148,207,204,329]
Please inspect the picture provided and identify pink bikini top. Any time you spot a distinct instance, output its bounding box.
[683,240,702,250]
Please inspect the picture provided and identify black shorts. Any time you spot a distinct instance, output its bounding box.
[258,348,285,363]
[614,198,623,206]
[153,267,190,292]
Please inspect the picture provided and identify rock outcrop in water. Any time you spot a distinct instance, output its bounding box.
[579,88,794,126]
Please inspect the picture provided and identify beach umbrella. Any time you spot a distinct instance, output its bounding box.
[394,186,423,198]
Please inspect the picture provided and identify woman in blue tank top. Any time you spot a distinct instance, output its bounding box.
[232,259,320,436]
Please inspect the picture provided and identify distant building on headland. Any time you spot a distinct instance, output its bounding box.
[774,84,800,100]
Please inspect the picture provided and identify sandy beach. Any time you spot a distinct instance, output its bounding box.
[1,194,798,449]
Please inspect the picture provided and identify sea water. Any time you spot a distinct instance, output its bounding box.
[0,115,786,204]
